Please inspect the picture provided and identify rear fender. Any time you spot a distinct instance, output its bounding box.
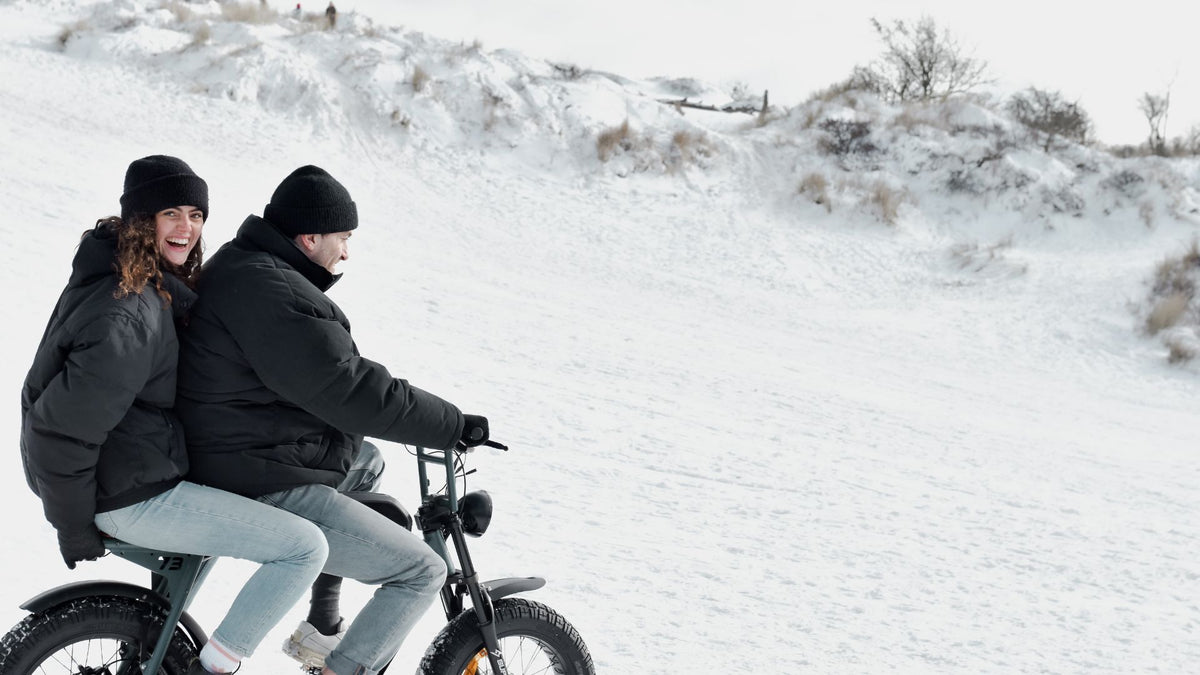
[21,580,208,648]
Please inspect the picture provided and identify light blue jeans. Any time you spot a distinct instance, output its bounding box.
[96,481,329,657]
[258,442,447,675]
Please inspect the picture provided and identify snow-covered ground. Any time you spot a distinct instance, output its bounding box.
[1,1,1198,673]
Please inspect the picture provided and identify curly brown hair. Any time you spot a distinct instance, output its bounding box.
[95,214,204,303]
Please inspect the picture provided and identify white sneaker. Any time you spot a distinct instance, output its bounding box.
[282,620,345,668]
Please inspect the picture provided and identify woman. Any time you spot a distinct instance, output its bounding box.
[20,155,329,675]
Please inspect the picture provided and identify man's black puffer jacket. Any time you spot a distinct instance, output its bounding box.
[176,215,464,498]
[21,223,193,537]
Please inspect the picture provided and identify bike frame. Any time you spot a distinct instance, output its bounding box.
[414,446,544,675]
[17,446,545,675]
[106,542,212,674]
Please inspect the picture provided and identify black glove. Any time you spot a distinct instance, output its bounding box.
[58,525,105,570]
[459,414,490,448]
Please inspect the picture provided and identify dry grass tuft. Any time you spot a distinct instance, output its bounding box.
[798,172,832,212]
[220,2,277,24]
[1146,293,1190,334]
[410,65,430,93]
[190,22,211,47]
[869,181,906,225]
[162,1,193,22]
[1142,239,1200,363]
[667,130,714,171]
[596,120,633,161]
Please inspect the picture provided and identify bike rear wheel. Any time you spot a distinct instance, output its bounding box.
[0,596,197,675]
[418,598,594,675]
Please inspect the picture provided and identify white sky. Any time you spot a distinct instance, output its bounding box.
[340,0,1200,147]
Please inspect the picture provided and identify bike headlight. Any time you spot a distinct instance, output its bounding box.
[458,490,493,537]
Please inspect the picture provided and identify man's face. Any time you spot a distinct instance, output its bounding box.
[303,231,351,274]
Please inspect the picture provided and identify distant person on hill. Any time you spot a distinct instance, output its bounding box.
[19,155,328,675]
[326,1,337,29]
[175,165,492,674]
[293,2,302,18]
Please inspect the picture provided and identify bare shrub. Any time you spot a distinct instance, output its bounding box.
[892,105,931,132]
[798,172,832,212]
[220,2,277,23]
[1139,200,1156,228]
[947,237,1027,276]
[411,65,430,93]
[858,16,989,103]
[1151,239,1200,297]
[818,119,877,157]
[57,20,89,49]
[1007,87,1092,151]
[1166,335,1198,363]
[480,87,506,130]
[551,62,585,80]
[1103,169,1145,198]
[1143,240,1200,364]
[1168,124,1200,156]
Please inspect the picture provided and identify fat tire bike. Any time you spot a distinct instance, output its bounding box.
[0,441,594,675]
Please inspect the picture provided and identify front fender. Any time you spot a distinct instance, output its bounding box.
[482,576,545,600]
[21,580,207,648]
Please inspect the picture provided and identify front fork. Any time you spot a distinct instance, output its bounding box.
[427,516,509,675]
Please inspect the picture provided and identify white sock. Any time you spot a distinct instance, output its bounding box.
[199,637,242,674]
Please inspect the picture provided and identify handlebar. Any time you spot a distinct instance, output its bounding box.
[418,440,507,505]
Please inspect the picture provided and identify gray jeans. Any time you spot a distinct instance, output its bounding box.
[258,442,447,675]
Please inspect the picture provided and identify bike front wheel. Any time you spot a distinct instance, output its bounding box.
[418,598,594,675]
[0,596,197,675]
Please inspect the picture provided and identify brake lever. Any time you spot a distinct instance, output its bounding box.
[454,439,509,453]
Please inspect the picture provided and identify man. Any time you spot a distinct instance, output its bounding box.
[176,165,489,675]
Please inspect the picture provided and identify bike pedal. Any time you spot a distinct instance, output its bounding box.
[301,667,322,675]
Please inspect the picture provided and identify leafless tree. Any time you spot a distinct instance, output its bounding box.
[862,16,990,103]
[1138,91,1170,156]
[1007,88,1092,151]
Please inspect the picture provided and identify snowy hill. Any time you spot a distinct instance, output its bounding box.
[1,1,1198,673]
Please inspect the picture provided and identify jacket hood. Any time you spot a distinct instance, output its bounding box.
[68,222,197,319]
[236,215,341,292]
[68,223,120,288]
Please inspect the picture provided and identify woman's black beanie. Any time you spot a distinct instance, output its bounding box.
[119,155,209,222]
[263,165,358,236]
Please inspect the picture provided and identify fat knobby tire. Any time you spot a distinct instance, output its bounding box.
[0,595,196,675]
[418,597,594,675]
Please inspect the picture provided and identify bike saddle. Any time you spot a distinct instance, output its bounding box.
[341,491,413,531]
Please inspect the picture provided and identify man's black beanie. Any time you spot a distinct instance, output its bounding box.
[119,155,209,222]
[264,165,358,236]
